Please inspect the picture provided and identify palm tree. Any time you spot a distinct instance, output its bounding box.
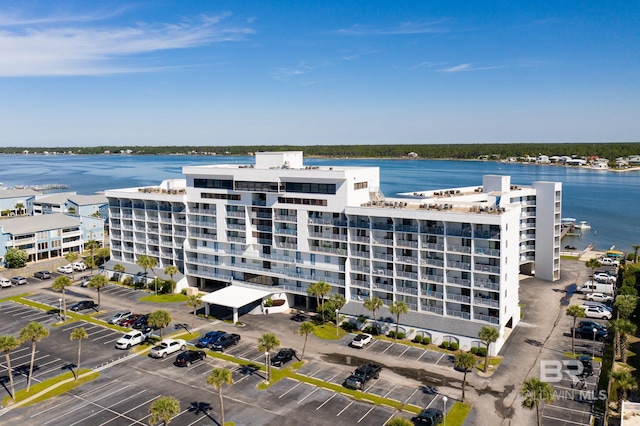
[70,327,88,381]
[19,322,50,392]
[95,247,110,271]
[520,377,556,426]
[566,305,586,355]
[148,396,180,426]
[113,263,126,281]
[364,296,383,332]
[386,417,413,426]
[611,370,638,409]
[186,293,203,329]
[454,352,476,401]
[614,294,638,320]
[478,326,500,372]
[85,240,100,275]
[207,368,233,426]
[307,281,332,322]
[388,300,409,340]
[88,274,108,309]
[357,314,368,331]
[137,255,159,294]
[164,265,179,290]
[298,321,315,360]
[52,275,72,321]
[148,310,172,340]
[257,333,281,383]
[585,258,602,292]
[0,335,20,399]
[632,244,640,263]
[65,251,79,283]
[612,319,637,363]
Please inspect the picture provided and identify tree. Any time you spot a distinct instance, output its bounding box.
[633,244,640,263]
[565,305,586,355]
[14,202,25,215]
[207,368,233,426]
[148,310,172,340]
[257,333,280,383]
[298,321,315,360]
[65,251,79,283]
[611,319,637,363]
[520,377,555,426]
[4,247,28,268]
[85,239,100,258]
[186,293,203,329]
[164,265,179,284]
[88,274,108,309]
[113,263,126,281]
[96,247,110,269]
[478,326,500,372]
[389,301,409,340]
[70,327,88,381]
[19,322,49,392]
[454,352,476,401]
[307,281,332,322]
[364,296,383,332]
[325,293,346,322]
[137,255,158,294]
[585,258,602,292]
[0,335,20,399]
[611,370,638,409]
[614,295,638,320]
[149,396,180,426]
[52,276,72,321]
[386,417,413,426]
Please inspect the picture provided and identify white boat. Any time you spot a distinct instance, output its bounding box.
[575,221,591,229]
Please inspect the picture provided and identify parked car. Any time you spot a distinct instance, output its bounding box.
[72,262,87,271]
[567,355,594,377]
[57,264,73,274]
[211,333,241,352]
[572,324,608,341]
[414,408,444,425]
[576,281,614,295]
[580,305,612,320]
[271,348,297,367]
[196,330,226,348]
[69,300,97,311]
[593,272,616,283]
[578,320,608,332]
[149,338,187,358]
[119,314,142,327]
[175,350,206,367]
[583,301,612,312]
[351,333,373,348]
[585,293,614,303]
[344,363,382,390]
[11,276,27,285]
[599,257,620,266]
[34,271,51,280]
[115,330,150,350]
[108,310,133,324]
[132,314,150,330]
[81,278,91,287]
[1,278,13,288]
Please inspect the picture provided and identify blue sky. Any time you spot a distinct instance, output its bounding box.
[0,1,638,147]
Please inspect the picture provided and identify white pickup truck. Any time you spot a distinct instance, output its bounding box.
[115,330,151,350]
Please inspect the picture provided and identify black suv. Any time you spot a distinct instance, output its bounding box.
[34,271,51,280]
[132,314,150,330]
[271,348,296,366]
[175,350,206,367]
[572,324,608,341]
[69,300,97,311]
[414,408,444,425]
[211,333,241,352]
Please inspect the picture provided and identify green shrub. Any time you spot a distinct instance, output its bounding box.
[364,326,380,336]
[397,332,406,340]
[387,330,395,338]
[423,337,431,345]
[123,276,133,287]
[450,342,459,351]
[181,289,187,295]
[440,341,450,349]
[413,335,423,344]
[469,347,478,355]
[341,322,356,332]
[477,347,487,357]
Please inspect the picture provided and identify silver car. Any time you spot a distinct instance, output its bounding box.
[108,310,133,324]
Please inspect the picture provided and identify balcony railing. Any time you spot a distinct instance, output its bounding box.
[447,277,471,287]
[474,280,500,291]
[372,238,394,246]
[448,244,472,254]
[226,211,245,218]
[447,261,471,271]
[372,223,394,230]
[422,226,444,235]
[475,264,500,274]
[422,274,444,283]
[397,286,419,295]
[475,247,501,257]
[422,305,444,315]
[397,240,418,248]
[421,258,444,267]
[446,228,472,237]
[474,297,500,308]
[372,268,393,277]
[474,231,501,240]
[372,252,394,261]
[351,251,370,259]
[396,256,418,264]
[422,242,444,251]
[397,270,418,280]
[421,291,444,299]
[447,293,471,304]
[373,283,393,292]
[474,313,500,324]
[446,309,470,320]
[351,279,370,288]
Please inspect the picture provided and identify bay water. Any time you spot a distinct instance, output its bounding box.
[0,154,637,254]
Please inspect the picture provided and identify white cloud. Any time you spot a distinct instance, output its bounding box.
[0,11,254,76]
[333,21,448,36]
[271,62,319,82]
[437,63,506,73]
[342,49,381,61]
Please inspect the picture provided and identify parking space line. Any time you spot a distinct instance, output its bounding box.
[364,340,378,351]
[398,346,411,358]
[316,394,336,410]
[424,395,439,409]
[383,412,397,426]
[186,414,210,426]
[404,387,419,403]
[93,333,118,343]
[380,343,394,354]
[358,406,375,423]
[545,404,592,414]
[435,352,447,364]
[41,385,134,424]
[308,366,326,378]
[96,390,149,425]
[297,387,320,404]
[542,414,589,425]
[337,401,353,416]
[383,384,397,398]
[279,382,302,398]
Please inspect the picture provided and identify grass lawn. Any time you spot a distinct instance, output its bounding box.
[312,323,348,340]
[2,369,99,407]
[139,293,190,303]
[562,351,603,363]
[476,357,502,371]
[446,401,472,426]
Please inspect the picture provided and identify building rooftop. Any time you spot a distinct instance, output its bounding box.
[0,188,38,199]
[0,213,80,235]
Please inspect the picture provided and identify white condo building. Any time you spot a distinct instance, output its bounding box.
[105,152,562,355]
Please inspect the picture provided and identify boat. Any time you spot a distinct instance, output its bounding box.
[575,221,591,229]
[564,245,577,250]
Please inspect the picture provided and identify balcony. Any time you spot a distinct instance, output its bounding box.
[310,246,347,256]
[474,313,500,325]
[447,261,471,271]
[447,293,471,304]
[447,277,471,287]
[422,305,444,315]
[351,251,370,259]
[372,268,393,277]
[422,226,444,235]
[276,241,297,249]
[351,279,370,288]
[475,247,500,257]
[396,256,418,265]
[474,230,501,240]
[474,280,500,291]
[373,283,393,292]
[448,244,471,254]
[372,238,394,246]
[422,291,443,299]
[422,242,444,251]
[421,258,444,267]
[275,228,297,236]
[372,252,393,261]
[226,211,245,218]
[275,214,297,222]
[446,228,472,237]
[350,235,370,243]
[227,223,246,230]
[397,270,418,280]
[348,221,370,229]
[397,286,418,295]
[397,225,418,233]
[422,274,444,283]
[351,265,370,273]
[475,264,500,274]
[446,309,470,320]
[474,297,500,308]
[372,223,394,231]
[397,240,418,248]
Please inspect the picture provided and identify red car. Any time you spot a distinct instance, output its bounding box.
[118,314,142,327]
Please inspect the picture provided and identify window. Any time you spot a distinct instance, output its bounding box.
[278,197,327,206]
[194,179,233,189]
[354,181,368,190]
[202,193,240,200]
[284,182,336,194]
[235,181,281,192]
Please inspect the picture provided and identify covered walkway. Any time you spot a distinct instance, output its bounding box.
[201,285,273,323]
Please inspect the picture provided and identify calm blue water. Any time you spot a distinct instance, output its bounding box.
[0,154,638,254]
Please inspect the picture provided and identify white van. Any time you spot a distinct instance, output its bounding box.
[577,281,615,295]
